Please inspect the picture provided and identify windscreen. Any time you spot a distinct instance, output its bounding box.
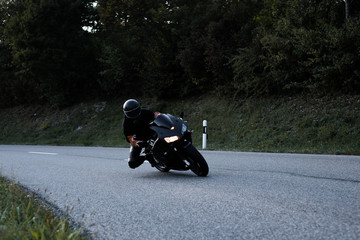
[153,114,175,129]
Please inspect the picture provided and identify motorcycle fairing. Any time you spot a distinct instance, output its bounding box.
[150,114,184,139]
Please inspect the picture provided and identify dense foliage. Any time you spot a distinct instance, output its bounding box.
[231,0,360,96]
[0,0,99,107]
[1,0,359,107]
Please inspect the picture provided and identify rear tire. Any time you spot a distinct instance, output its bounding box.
[182,144,209,176]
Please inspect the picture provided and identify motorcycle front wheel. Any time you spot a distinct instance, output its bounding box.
[182,144,209,177]
[154,160,170,173]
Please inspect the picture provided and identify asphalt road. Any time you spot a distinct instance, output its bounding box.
[0,145,359,239]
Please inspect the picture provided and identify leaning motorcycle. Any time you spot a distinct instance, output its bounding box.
[143,113,209,177]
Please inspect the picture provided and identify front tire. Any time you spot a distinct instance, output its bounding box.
[182,144,209,177]
[154,160,170,172]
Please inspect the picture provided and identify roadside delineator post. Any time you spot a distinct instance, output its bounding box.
[202,120,207,149]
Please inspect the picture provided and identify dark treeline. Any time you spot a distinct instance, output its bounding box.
[1,0,360,107]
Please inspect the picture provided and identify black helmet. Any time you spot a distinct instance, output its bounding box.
[123,99,141,119]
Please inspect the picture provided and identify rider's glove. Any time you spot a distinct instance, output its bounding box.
[127,135,144,147]
[154,112,161,118]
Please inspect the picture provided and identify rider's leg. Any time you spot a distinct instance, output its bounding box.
[128,145,146,169]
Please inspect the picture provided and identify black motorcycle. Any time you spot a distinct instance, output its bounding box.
[143,113,209,177]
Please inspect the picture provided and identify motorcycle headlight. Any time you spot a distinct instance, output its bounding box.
[181,123,187,134]
[164,136,180,143]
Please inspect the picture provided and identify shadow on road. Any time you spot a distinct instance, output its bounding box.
[135,170,205,180]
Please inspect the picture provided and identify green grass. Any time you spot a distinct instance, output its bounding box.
[0,94,359,154]
[144,94,360,154]
[0,176,87,240]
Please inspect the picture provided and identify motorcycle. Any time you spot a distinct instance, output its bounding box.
[143,113,209,177]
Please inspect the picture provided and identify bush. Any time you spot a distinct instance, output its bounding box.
[231,0,360,96]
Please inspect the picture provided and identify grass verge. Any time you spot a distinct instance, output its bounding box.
[0,94,359,154]
[0,175,87,240]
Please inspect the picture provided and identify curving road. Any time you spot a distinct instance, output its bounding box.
[0,145,360,239]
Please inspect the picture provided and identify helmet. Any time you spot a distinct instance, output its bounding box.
[123,99,141,119]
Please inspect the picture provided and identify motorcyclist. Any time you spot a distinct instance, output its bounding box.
[122,99,159,169]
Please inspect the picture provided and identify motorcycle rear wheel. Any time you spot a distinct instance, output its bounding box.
[182,144,209,177]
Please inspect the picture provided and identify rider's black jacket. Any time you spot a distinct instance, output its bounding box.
[123,109,155,142]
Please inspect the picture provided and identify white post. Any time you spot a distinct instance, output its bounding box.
[202,120,207,149]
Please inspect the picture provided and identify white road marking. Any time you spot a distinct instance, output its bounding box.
[29,152,58,155]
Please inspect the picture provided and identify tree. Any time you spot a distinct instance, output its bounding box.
[0,1,27,106]
[3,0,100,106]
[97,0,187,98]
[96,0,261,98]
[231,0,360,96]
[176,0,260,94]
[344,0,360,28]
